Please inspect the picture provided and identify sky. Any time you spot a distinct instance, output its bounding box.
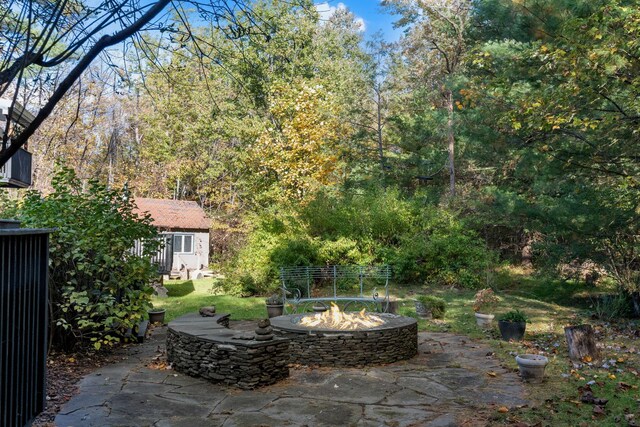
[315,1,403,42]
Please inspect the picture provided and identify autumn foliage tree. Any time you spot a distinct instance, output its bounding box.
[251,79,351,201]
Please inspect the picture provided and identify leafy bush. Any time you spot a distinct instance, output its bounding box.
[591,293,631,321]
[473,288,500,313]
[383,209,496,288]
[12,167,160,351]
[498,309,528,323]
[225,189,497,295]
[416,295,446,319]
[265,294,284,305]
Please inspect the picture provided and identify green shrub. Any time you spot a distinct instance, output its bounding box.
[416,295,446,319]
[591,293,631,321]
[14,167,160,351]
[225,188,497,294]
[498,309,528,323]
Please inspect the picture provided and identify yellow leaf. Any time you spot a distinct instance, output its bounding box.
[609,374,616,380]
[498,406,509,413]
[513,122,522,130]
[487,371,498,377]
[582,355,592,363]
[68,357,76,363]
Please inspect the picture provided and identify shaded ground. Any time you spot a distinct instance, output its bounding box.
[54,322,529,427]
[33,348,129,426]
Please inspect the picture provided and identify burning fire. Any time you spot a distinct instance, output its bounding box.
[299,303,385,330]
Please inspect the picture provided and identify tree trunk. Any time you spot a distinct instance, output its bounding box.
[564,325,600,361]
[445,89,455,197]
[375,85,385,180]
[521,233,533,267]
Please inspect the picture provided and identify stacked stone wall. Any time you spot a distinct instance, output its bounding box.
[273,321,418,367]
[166,315,289,389]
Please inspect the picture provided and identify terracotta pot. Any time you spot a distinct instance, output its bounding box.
[515,354,549,383]
[474,312,494,327]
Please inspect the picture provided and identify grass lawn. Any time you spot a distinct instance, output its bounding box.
[151,278,265,321]
[152,268,639,426]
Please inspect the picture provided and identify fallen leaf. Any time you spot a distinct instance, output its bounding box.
[617,382,635,391]
[582,355,593,363]
[487,371,498,377]
[592,405,605,416]
[608,374,616,380]
[497,406,509,413]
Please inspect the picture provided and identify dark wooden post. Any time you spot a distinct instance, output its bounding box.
[564,325,600,361]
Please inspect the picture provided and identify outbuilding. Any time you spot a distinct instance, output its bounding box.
[134,198,210,276]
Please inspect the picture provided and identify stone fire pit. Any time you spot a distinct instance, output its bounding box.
[270,313,417,367]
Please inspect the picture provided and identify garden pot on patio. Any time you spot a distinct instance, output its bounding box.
[266,304,284,318]
[474,312,494,327]
[265,294,284,318]
[312,304,328,313]
[515,354,549,383]
[148,309,166,324]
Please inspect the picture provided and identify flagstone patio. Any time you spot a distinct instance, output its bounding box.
[55,322,528,426]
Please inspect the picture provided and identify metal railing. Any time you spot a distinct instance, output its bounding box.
[279,265,391,313]
[0,227,50,427]
[132,233,174,275]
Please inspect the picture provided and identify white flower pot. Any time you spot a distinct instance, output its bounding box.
[474,312,494,327]
[515,354,549,383]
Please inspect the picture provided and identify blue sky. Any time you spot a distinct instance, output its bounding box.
[315,1,403,42]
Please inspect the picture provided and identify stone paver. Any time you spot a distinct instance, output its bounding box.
[55,323,529,427]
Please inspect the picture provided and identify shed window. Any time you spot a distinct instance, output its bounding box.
[173,234,194,254]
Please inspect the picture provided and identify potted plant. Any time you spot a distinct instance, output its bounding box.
[515,354,549,383]
[498,309,528,341]
[148,306,166,324]
[415,295,446,319]
[265,294,284,318]
[472,288,500,327]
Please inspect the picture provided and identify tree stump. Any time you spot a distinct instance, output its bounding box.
[564,325,600,361]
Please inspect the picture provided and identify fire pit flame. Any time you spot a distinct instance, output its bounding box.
[299,303,385,330]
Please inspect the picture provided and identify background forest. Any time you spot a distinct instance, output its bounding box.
[5,0,639,311]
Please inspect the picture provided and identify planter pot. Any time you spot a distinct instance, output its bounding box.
[474,312,494,327]
[415,301,432,319]
[515,354,549,383]
[498,320,526,341]
[148,309,166,324]
[266,304,284,318]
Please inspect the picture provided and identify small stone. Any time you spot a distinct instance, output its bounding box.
[199,306,216,317]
